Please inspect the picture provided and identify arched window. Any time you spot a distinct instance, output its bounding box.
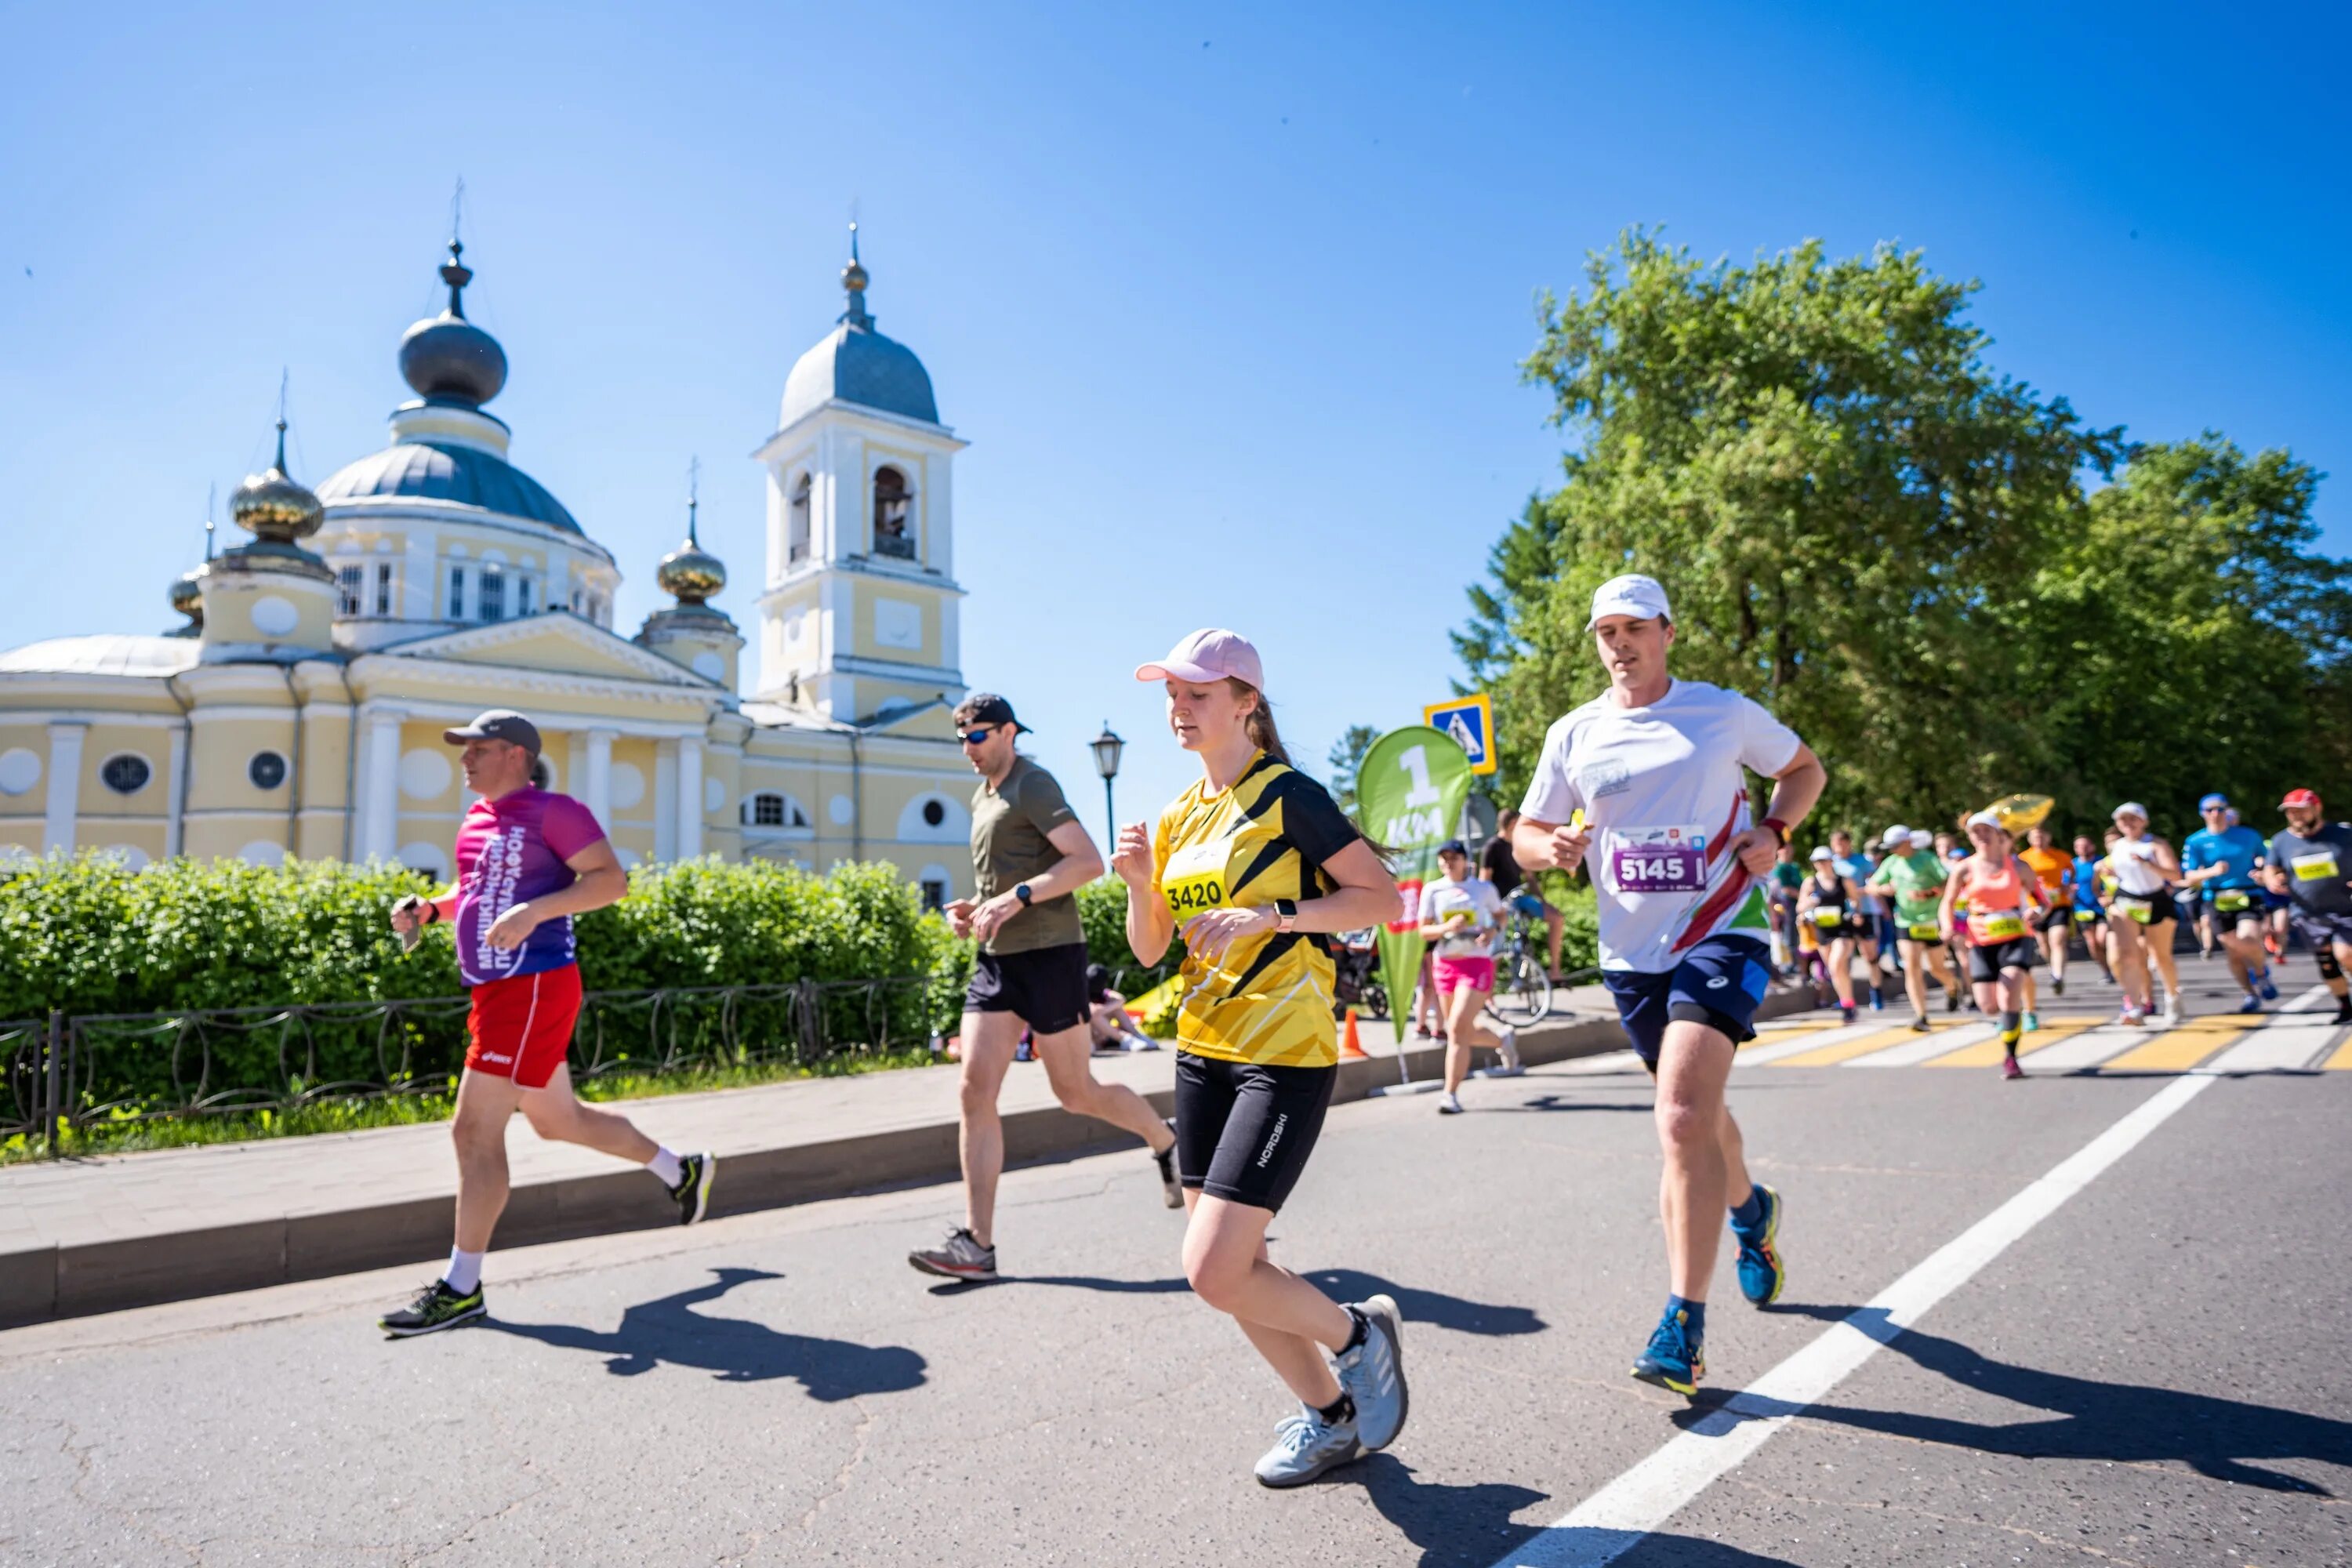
[873,466,913,559]
[479,564,506,622]
[788,474,812,564]
[744,792,811,829]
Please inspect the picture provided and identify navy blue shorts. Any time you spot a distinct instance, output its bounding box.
[1602,935,1774,1071]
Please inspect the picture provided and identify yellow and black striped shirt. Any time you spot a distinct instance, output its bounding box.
[1152,753,1362,1069]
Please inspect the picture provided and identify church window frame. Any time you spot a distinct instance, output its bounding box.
[248,751,289,791]
[744,791,811,830]
[479,564,507,622]
[448,564,468,620]
[100,752,153,796]
[373,562,394,617]
[788,472,813,564]
[872,465,915,560]
[337,565,364,617]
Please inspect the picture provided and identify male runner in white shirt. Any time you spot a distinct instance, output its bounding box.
[1512,574,1827,1397]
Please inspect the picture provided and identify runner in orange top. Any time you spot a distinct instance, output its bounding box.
[1938,811,2050,1081]
[2019,825,2074,1006]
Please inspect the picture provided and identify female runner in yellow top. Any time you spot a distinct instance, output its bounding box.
[1112,628,1409,1490]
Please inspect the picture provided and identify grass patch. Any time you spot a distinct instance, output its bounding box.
[2,1047,939,1165]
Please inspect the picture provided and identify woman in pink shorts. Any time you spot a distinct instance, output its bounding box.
[1419,839,1524,1114]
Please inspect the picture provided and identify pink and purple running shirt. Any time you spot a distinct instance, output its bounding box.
[452,788,608,988]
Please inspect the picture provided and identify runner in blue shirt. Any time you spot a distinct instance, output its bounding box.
[1828,829,1889,1011]
[2180,792,2277,1011]
[2068,836,2113,983]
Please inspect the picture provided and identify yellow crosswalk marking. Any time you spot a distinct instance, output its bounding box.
[2097,1014,2265,1073]
[1926,1016,2100,1067]
[1769,1025,1938,1067]
[2324,1036,2352,1071]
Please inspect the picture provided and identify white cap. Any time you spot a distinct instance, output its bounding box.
[2112,800,2149,822]
[1135,628,1265,690]
[1909,829,1933,849]
[1808,845,1834,861]
[1880,824,1911,849]
[1967,809,2005,830]
[1587,573,1671,630]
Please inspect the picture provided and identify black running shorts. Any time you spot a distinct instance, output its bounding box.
[964,942,1091,1034]
[1966,937,2038,983]
[1174,1052,1335,1214]
[2111,890,2179,929]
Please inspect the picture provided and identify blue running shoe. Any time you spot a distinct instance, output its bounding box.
[1632,1306,1704,1397]
[2258,971,2279,1002]
[1732,1184,1786,1307]
[2236,993,2264,1014]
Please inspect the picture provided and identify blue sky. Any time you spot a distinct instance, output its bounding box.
[4,2,2346,827]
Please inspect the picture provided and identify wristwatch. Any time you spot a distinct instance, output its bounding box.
[1013,883,1033,906]
[1273,898,1299,934]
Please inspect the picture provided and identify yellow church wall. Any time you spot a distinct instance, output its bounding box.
[75,722,174,819]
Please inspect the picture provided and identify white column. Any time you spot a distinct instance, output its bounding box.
[362,709,403,862]
[586,729,615,831]
[566,731,589,801]
[677,734,704,860]
[42,722,85,855]
[164,720,187,859]
[653,740,678,862]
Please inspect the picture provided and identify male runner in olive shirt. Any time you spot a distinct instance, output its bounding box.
[909,694,1181,1282]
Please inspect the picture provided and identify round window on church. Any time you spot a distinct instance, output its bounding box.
[249,751,288,791]
[921,799,946,828]
[100,754,152,795]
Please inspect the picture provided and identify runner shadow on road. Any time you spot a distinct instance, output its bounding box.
[487,1266,927,1402]
[971,1269,1546,1335]
[1348,1454,1800,1568]
[1705,1303,2352,1495]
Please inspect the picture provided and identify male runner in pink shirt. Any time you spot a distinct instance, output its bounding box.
[379,710,714,1337]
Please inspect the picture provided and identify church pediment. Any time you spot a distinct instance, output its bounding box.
[380,613,710,686]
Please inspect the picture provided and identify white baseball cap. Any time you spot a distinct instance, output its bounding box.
[1135,627,1265,690]
[1881,824,1911,849]
[1808,845,1834,862]
[1587,573,1672,630]
[2112,800,2149,822]
[1967,809,2005,830]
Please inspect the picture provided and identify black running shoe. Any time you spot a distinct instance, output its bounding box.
[1152,1123,1183,1210]
[380,1279,486,1339]
[670,1152,717,1225]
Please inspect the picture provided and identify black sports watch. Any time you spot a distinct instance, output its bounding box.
[1273,898,1299,934]
[1013,883,1033,906]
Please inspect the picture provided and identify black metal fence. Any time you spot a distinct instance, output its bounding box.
[2,974,953,1158]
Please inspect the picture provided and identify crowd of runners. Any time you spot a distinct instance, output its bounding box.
[371,570,2352,1491]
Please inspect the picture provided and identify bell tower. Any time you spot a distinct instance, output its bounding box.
[751,227,966,733]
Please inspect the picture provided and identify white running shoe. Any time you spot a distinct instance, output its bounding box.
[1253,1406,1363,1488]
[1495,1027,1523,1076]
[1436,1091,1464,1115]
[1334,1296,1408,1450]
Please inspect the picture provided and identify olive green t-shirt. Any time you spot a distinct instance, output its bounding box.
[971,757,1084,954]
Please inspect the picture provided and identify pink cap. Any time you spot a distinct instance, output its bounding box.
[1135,627,1265,689]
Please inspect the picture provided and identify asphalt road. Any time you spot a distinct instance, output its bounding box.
[4,953,2347,1567]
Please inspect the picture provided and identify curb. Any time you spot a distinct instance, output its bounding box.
[1,986,1815,1326]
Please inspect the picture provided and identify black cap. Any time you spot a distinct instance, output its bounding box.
[1438,838,1468,856]
[443,709,543,754]
[953,692,1029,734]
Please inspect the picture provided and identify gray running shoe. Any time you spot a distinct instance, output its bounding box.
[1253,1406,1363,1488]
[1152,1122,1183,1210]
[907,1225,997,1281]
[1495,1026,1523,1076]
[1334,1294,1408,1450]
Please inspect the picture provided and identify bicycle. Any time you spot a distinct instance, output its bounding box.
[1488,910,1558,1026]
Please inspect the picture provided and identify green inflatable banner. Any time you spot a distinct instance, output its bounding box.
[1356,725,1477,1044]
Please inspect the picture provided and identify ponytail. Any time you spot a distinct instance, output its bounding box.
[1228,677,1292,765]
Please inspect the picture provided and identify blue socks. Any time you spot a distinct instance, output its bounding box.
[1729,1188,1766,1232]
[1663,1294,1706,1340]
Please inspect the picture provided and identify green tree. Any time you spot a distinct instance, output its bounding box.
[2021,437,2352,837]
[1458,230,2122,833]
[1325,724,1381,816]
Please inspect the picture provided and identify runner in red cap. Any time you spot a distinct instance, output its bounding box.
[2263,789,2352,1024]
[379,710,713,1338]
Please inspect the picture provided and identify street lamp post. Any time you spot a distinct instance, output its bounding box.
[1090,721,1124,851]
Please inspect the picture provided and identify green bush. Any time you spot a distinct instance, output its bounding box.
[0,852,964,1023]
[1076,877,1179,1000]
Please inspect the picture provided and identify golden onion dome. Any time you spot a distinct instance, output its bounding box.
[231,420,325,543]
[169,568,204,625]
[655,479,725,604]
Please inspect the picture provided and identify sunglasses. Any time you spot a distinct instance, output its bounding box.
[959,727,996,746]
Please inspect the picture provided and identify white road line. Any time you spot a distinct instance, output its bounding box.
[2280,982,2332,1013]
[1843,1021,1994,1067]
[1484,1070,2220,1568]
[1736,1019,1887,1065]
[2205,1016,2342,1073]
[2018,1022,2155,1071]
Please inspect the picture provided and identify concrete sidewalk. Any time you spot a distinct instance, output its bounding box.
[0,985,1809,1325]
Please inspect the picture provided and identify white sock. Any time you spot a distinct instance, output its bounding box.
[647,1147,684,1189]
[445,1247,485,1295]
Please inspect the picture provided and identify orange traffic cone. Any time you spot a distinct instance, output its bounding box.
[1341,1007,1368,1058]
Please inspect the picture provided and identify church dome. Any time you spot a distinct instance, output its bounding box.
[655,483,726,605]
[230,420,325,543]
[317,441,583,534]
[398,240,507,405]
[779,228,939,429]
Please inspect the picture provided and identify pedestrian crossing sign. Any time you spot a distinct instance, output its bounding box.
[1422,694,1496,775]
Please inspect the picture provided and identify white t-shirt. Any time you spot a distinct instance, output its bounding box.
[1418,876,1507,957]
[1519,678,1802,973]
